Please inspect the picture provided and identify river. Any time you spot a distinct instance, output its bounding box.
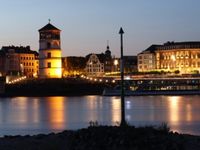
[0,95,199,136]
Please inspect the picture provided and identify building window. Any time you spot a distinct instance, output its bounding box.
[47,42,51,49]
[47,62,51,68]
[47,52,51,58]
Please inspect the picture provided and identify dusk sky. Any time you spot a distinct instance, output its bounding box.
[0,0,200,57]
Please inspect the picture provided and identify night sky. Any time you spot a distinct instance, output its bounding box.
[0,0,200,57]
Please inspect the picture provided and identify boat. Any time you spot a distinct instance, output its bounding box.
[102,88,200,96]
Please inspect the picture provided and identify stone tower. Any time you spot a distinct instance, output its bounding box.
[38,22,62,78]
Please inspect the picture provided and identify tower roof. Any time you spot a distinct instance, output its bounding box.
[39,23,60,32]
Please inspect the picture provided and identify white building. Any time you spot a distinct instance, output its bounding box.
[137,45,157,72]
[85,54,104,76]
[38,22,62,78]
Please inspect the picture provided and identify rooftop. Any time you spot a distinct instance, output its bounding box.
[1,46,38,55]
[39,23,60,32]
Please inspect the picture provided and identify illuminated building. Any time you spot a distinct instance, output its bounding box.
[85,54,104,76]
[85,44,112,76]
[0,46,38,77]
[137,45,157,72]
[104,44,112,72]
[138,42,200,74]
[38,22,62,78]
[156,42,200,74]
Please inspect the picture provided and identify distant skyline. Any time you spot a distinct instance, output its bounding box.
[0,0,200,57]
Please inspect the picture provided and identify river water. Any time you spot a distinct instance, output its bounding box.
[0,95,199,136]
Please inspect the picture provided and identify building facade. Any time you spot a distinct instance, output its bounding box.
[124,56,138,73]
[156,42,200,74]
[38,22,62,78]
[137,45,157,72]
[0,46,38,77]
[104,45,112,73]
[62,56,86,77]
[85,54,104,76]
[85,45,113,76]
[138,42,200,74]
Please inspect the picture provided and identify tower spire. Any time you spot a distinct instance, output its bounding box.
[48,19,51,24]
[107,40,110,50]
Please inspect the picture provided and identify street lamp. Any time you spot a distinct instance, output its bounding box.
[119,27,127,127]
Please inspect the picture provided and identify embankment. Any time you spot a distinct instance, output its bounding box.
[0,126,200,150]
[3,78,113,97]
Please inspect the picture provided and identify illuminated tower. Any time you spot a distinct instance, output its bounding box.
[38,22,62,78]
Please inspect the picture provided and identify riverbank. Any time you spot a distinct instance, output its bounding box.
[0,125,200,150]
[4,77,200,97]
[3,78,112,97]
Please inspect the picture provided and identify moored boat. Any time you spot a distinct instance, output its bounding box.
[102,88,200,96]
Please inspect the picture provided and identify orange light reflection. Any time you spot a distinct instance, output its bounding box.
[48,97,65,130]
[168,96,180,122]
[111,98,121,124]
[186,104,192,122]
[12,97,28,124]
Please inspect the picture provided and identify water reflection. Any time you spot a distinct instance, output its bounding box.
[86,96,99,121]
[111,97,120,124]
[167,96,194,124]
[168,96,180,122]
[47,97,65,129]
[32,98,39,123]
[11,97,29,124]
[0,96,199,136]
[186,104,192,122]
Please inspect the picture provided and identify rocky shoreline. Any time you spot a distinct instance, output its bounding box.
[0,125,200,150]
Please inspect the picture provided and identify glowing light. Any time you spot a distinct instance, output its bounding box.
[186,104,192,122]
[171,55,176,61]
[48,97,65,129]
[111,98,121,124]
[168,96,180,122]
[114,59,118,65]
[125,76,131,80]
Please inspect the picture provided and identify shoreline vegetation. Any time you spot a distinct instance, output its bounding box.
[0,125,200,150]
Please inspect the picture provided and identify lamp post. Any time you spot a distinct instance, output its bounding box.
[119,27,127,126]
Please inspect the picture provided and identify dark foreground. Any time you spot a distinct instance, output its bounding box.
[0,126,200,150]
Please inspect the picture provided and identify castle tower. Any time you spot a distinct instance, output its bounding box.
[38,22,62,78]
